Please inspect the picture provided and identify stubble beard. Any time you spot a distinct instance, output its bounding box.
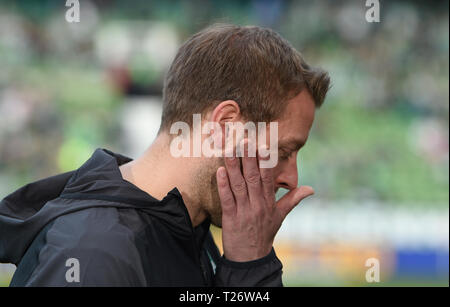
[193,157,225,228]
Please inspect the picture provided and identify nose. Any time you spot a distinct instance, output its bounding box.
[274,156,299,191]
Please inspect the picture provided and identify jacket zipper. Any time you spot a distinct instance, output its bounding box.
[174,192,209,286]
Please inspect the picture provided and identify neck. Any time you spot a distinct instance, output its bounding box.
[119,134,208,227]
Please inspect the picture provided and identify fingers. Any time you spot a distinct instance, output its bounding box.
[216,167,236,216]
[258,149,276,205]
[276,185,314,218]
[241,140,264,205]
[224,153,249,206]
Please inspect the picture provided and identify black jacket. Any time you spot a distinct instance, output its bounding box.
[0,148,283,286]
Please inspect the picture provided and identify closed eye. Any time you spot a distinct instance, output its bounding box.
[279,148,294,161]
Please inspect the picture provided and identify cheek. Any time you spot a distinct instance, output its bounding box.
[272,164,283,180]
[272,167,283,194]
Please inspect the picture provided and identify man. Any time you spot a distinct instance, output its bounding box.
[0,24,330,286]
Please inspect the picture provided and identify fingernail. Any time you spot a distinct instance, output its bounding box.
[227,156,235,161]
[258,147,270,160]
[218,168,227,178]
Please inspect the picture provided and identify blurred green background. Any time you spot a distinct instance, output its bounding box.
[0,0,448,286]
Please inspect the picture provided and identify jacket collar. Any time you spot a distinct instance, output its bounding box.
[64,148,211,246]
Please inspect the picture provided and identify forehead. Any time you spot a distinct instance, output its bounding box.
[276,90,316,145]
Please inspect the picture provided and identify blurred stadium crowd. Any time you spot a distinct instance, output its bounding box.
[0,0,448,286]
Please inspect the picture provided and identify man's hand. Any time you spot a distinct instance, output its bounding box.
[216,141,314,262]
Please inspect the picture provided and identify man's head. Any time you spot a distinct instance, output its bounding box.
[158,24,330,226]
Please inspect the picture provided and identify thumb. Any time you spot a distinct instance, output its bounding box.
[276,186,314,218]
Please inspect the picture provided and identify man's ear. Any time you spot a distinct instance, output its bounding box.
[208,100,241,151]
[210,100,241,124]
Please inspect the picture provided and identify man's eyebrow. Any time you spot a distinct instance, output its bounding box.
[278,138,307,152]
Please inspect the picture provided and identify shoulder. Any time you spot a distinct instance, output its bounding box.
[48,206,143,256]
[26,206,147,286]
